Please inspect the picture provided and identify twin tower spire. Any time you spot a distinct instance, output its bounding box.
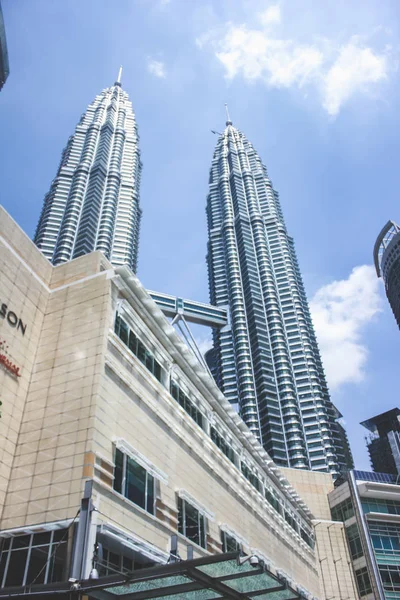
[33,74,353,476]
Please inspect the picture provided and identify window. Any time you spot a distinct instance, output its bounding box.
[241,462,262,493]
[96,546,154,576]
[346,524,363,560]
[265,488,281,514]
[355,567,372,597]
[210,427,236,464]
[221,530,240,553]
[114,314,164,383]
[300,528,314,549]
[379,565,400,592]
[330,498,354,522]
[178,497,207,549]
[361,498,400,516]
[170,381,204,429]
[284,511,298,533]
[113,448,155,515]
[369,521,400,556]
[0,530,68,587]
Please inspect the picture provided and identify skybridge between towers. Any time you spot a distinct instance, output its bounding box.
[148,290,228,329]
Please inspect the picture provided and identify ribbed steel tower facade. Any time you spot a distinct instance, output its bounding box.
[206,119,350,475]
[34,70,142,271]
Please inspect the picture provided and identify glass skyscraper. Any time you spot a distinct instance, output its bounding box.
[374,220,400,329]
[34,69,142,272]
[206,117,351,475]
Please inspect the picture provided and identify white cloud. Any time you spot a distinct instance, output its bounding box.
[309,265,382,390]
[201,9,391,115]
[147,59,166,78]
[216,26,323,87]
[322,37,388,115]
[259,5,281,27]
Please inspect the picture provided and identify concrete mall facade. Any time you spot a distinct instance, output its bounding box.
[0,206,355,598]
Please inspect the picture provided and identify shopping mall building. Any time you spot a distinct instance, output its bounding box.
[0,206,356,599]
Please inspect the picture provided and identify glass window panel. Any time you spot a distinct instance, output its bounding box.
[119,319,129,345]
[5,549,28,586]
[178,497,184,535]
[53,529,67,543]
[122,556,134,574]
[185,502,200,546]
[137,341,146,365]
[154,361,162,382]
[12,535,31,549]
[26,545,49,585]
[48,541,67,583]
[146,473,155,514]
[150,591,222,600]
[128,330,137,355]
[249,589,295,600]
[105,575,193,595]
[126,457,146,509]
[0,550,7,585]
[2,538,10,551]
[114,448,124,494]
[32,532,51,546]
[224,572,279,593]
[198,559,253,578]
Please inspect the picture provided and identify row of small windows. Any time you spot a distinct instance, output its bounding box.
[114,314,164,382]
[113,312,313,546]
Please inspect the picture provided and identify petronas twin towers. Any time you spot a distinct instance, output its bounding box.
[34,72,352,476]
[34,70,142,271]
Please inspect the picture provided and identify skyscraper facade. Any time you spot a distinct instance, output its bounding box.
[374,220,400,329]
[361,408,400,476]
[206,117,350,475]
[0,0,9,91]
[34,70,142,272]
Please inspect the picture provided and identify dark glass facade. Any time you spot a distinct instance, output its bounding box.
[361,408,400,475]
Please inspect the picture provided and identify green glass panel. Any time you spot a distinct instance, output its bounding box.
[125,457,146,509]
[198,558,253,578]
[224,572,279,593]
[104,575,193,595]
[249,590,297,600]
[151,590,222,600]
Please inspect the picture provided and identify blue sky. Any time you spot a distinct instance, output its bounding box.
[1,0,399,470]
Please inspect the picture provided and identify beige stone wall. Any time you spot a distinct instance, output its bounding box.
[281,467,335,520]
[0,205,323,597]
[282,468,358,599]
[314,521,358,600]
[0,207,51,519]
[1,254,113,530]
[89,320,321,596]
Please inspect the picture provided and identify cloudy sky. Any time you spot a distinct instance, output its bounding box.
[1,0,399,469]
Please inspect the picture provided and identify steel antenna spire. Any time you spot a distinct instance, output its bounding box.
[225,103,232,125]
[117,65,123,84]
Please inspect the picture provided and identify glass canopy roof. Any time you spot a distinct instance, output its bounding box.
[86,552,305,600]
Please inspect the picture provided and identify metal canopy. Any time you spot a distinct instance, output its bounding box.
[86,552,302,600]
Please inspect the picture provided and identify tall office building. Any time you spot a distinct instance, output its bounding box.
[206,116,350,475]
[361,408,400,476]
[374,220,400,328]
[34,69,142,271]
[0,0,9,91]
